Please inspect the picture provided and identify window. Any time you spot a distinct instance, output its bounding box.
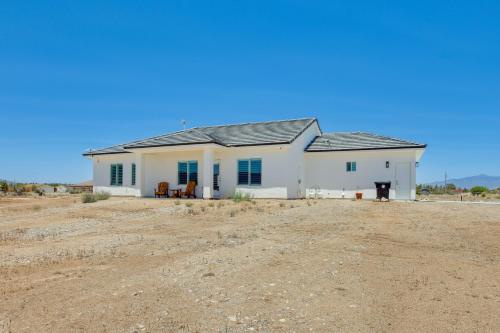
[131,163,136,185]
[110,164,123,186]
[346,161,357,172]
[238,159,262,185]
[178,161,198,185]
[213,163,220,191]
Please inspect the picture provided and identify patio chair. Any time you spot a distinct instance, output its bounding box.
[154,182,169,198]
[180,180,196,199]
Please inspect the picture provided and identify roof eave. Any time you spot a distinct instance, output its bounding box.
[305,145,427,152]
[227,141,292,148]
[82,151,133,157]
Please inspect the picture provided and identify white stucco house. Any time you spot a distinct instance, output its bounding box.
[84,118,426,200]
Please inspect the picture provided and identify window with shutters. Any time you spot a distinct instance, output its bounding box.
[178,161,198,185]
[110,164,123,186]
[237,159,262,186]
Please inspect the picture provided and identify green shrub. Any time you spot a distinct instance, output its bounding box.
[231,191,252,203]
[0,181,8,193]
[81,193,97,203]
[471,186,489,195]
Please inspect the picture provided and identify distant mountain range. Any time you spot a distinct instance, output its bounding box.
[427,175,500,189]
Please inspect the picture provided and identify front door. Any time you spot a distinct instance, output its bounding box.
[395,162,411,200]
[213,163,221,198]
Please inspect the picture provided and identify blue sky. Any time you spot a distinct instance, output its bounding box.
[1,1,499,184]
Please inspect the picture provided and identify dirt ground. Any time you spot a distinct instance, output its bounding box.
[1,196,499,333]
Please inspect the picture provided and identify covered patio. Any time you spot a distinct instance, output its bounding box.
[130,144,220,199]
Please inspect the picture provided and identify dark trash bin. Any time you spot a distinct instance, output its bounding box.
[375,182,391,201]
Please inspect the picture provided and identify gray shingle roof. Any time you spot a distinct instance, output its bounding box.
[84,118,317,156]
[305,132,426,152]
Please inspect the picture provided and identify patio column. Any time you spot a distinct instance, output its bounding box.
[202,148,214,199]
[135,152,145,197]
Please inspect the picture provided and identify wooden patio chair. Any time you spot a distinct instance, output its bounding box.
[154,182,169,198]
[180,180,196,199]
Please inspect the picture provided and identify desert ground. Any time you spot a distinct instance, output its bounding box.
[1,196,499,333]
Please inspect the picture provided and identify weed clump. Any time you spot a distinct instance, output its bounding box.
[81,193,97,203]
[94,192,111,200]
[231,191,252,203]
[81,192,111,204]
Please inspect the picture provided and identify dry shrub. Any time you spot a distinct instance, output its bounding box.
[81,193,97,203]
[81,192,110,203]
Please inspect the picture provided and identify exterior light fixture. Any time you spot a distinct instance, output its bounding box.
[386,161,390,168]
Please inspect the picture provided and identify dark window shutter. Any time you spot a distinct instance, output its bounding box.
[250,159,262,185]
[188,161,198,184]
[178,162,188,185]
[238,160,249,185]
[117,164,123,185]
[110,165,117,185]
[131,163,136,185]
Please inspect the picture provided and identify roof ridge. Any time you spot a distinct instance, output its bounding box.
[193,117,316,130]
[190,128,225,146]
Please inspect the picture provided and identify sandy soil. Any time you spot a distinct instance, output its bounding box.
[1,195,499,332]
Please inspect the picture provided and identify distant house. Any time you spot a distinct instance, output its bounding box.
[39,185,67,194]
[67,181,93,193]
[83,118,426,200]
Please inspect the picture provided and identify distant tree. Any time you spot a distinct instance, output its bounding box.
[471,186,489,195]
[446,183,456,191]
[0,181,8,193]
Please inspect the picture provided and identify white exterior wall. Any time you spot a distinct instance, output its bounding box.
[304,149,418,200]
[92,154,141,196]
[215,145,291,199]
[89,121,422,201]
[285,122,322,198]
[213,121,321,199]
[91,146,301,199]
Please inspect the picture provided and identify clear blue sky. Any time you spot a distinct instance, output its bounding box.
[1,1,499,184]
